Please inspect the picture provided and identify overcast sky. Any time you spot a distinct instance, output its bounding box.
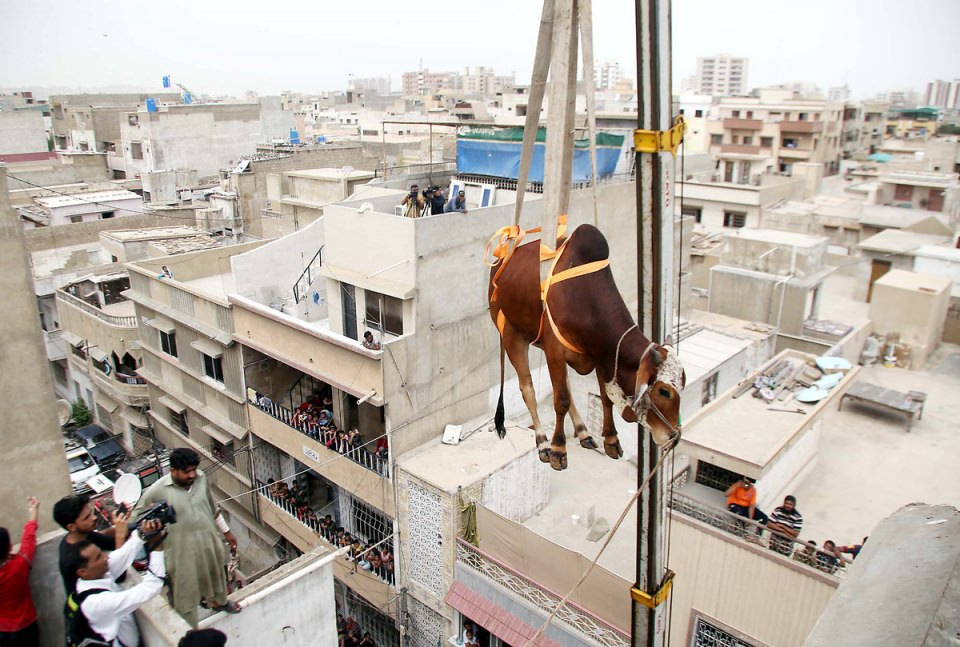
[1,0,958,99]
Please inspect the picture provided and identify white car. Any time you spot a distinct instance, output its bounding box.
[66,446,102,491]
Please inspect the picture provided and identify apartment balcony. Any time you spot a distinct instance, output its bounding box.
[779,147,814,159]
[717,144,763,157]
[247,403,395,516]
[723,118,763,130]
[91,365,149,406]
[258,488,398,616]
[780,120,824,134]
[56,289,138,328]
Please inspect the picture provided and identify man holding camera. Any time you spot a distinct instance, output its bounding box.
[53,494,130,594]
[400,184,425,218]
[66,519,165,647]
[134,448,240,626]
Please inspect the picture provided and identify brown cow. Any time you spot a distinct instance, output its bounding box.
[489,224,683,471]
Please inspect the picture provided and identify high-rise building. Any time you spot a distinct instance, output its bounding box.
[349,77,392,96]
[695,54,749,97]
[595,60,622,91]
[925,79,960,110]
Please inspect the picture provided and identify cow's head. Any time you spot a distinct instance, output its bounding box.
[630,343,685,447]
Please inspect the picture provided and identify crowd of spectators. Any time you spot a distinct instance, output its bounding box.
[723,476,864,574]
[253,390,388,475]
[337,611,378,647]
[264,479,395,585]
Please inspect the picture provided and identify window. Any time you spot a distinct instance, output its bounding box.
[782,138,799,149]
[128,115,139,126]
[798,112,809,121]
[130,141,143,160]
[170,409,189,436]
[682,206,702,224]
[760,136,773,148]
[710,134,723,145]
[731,135,739,144]
[742,136,752,145]
[212,439,235,465]
[701,373,718,406]
[694,109,703,118]
[723,211,746,228]
[365,291,404,337]
[69,215,83,224]
[731,110,741,117]
[746,111,753,118]
[159,331,178,358]
[100,211,115,220]
[515,104,527,117]
[79,142,89,152]
[695,460,741,492]
[691,614,758,647]
[203,354,224,383]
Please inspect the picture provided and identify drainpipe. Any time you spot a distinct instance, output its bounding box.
[774,247,798,330]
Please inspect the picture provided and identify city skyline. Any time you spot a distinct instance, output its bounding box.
[0,0,957,99]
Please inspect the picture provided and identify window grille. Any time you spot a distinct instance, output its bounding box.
[691,616,757,647]
[694,460,741,492]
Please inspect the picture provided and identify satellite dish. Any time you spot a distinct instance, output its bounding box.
[113,473,143,508]
[56,399,72,426]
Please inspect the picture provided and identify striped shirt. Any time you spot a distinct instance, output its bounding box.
[770,506,803,533]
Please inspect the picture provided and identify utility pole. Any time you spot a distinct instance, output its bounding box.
[632,0,682,645]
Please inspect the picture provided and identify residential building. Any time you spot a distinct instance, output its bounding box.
[0,165,72,533]
[860,100,889,153]
[125,240,284,576]
[705,87,846,177]
[874,169,959,216]
[459,67,515,97]
[402,69,459,97]
[50,92,181,153]
[840,103,862,158]
[263,167,377,238]
[349,76,393,96]
[694,53,748,97]
[924,79,960,111]
[16,187,143,228]
[855,229,952,302]
[117,98,296,182]
[706,229,835,336]
[677,93,714,154]
[886,107,939,140]
[912,244,960,344]
[868,270,951,368]
[828,85,851,102]
[0,110,48,155]
[595,60,623,91]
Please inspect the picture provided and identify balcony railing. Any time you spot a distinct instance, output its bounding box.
[374,161,457,179]
[780,120,824,134]
[249,396,388,476]
[723,118,763,130]
[56,290,137,327]
[456,539,629,647]
[257,482,396,587]
[718,144,762,155]
[668,492,850,577]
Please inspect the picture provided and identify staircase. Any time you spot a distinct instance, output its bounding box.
[292,246,325,304]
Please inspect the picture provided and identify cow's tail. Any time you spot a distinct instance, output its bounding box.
[495,335,507,439]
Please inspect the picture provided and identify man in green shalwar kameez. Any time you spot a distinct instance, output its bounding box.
[135,448,241,626]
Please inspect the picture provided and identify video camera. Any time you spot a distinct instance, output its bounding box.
[130,500,177,539]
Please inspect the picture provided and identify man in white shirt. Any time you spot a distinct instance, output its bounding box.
[68,520,165,647]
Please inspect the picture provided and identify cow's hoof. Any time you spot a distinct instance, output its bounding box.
[496,426,506,439]
[579,436,598,450]
[549,451,568,471]
[538,448,552,463]
[603,441,623,459]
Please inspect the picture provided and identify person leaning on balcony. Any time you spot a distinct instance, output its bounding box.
[401,184,425,218]
[362,330,381,350]
[766,495,803,555]
[445,189,468,213]
[0,497,40,647]
[724,476,768,533]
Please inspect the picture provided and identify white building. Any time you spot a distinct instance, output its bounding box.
[695,53,749,97]
[595,60,623,91]
[17,188,143,228]
[924,79,960,111]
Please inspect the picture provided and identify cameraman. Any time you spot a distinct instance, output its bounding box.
[53,495,130,594]
[400,184,425,218]
[134,448,240,627]
[67,520,165,647]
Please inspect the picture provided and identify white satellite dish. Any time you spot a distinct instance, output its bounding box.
[56,399,72,426]
[113,473,143,508]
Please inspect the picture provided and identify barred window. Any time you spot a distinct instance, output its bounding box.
[350,498,392,546]
[691,615,758,647]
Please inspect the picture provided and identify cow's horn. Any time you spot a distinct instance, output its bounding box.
[632,384,648,410]
[650,348,663,367]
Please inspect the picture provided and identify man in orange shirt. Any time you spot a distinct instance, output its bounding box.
[725,477,768,532]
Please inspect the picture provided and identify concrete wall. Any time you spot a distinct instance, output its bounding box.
[0,165,72,533]
[668,514,838,647]
[4,154,110,190]
[24,211,168,252]
[0,110,48,154]
[869,272,951,368]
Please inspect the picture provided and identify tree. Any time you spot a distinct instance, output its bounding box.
[71,399,93,427]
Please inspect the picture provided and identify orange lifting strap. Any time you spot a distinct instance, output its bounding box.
[489,220,609,355]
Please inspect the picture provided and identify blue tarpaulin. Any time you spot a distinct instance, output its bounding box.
[456,136,622,182]
[145,98,157,113]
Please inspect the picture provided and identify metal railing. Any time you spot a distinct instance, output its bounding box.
[668,492,850,577]
[292,245,324,304]
[257,481,396,587]
[456,539,629,647]
[56,290,137,327]
[374,161,456,179]
[455,171,635,195]
[249,396,388,476]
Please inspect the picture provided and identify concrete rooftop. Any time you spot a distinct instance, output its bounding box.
[725,227,828,248]
[857,229,950,254]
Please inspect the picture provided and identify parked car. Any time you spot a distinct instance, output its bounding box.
[66,446,102,493]
[73,424,128,471]
[118,453,168,489]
